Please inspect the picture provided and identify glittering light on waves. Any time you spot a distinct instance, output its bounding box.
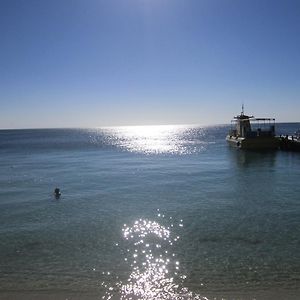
[98,125,208,155]
[102,212,209,300]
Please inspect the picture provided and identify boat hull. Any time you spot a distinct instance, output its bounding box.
[226,135,279,150]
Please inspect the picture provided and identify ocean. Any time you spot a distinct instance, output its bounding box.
[0,124,299,300]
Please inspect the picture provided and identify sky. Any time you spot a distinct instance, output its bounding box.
[0,0,299,128]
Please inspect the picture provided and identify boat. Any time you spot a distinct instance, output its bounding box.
[226,107,279,150]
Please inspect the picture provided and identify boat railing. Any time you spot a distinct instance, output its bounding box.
[245,129,275,138]
[250,119,276,137]
[229,117,276,138]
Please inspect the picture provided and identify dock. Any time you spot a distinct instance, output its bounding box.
[278,135,300,151]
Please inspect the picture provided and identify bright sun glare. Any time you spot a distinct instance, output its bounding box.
[107,125,194,155]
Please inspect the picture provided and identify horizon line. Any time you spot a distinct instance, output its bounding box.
[1,121,300,131]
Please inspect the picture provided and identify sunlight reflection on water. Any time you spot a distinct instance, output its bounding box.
[99,125,208,154]
[102,211,209,300]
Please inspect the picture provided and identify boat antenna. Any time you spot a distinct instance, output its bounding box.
[241,104,244,115]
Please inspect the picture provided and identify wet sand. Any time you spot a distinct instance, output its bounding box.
[1,288,300,300]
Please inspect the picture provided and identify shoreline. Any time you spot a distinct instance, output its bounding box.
[1,288,300,300]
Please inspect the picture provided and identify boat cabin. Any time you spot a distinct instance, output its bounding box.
[229,113,276,138]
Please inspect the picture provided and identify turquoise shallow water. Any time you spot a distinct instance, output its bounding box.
[0,124,299,299]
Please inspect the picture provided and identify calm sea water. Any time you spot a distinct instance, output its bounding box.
[0,124,299,299]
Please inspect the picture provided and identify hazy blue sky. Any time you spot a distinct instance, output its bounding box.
[1,0,299,128]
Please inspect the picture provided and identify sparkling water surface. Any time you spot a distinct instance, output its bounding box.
[0,124,299,299]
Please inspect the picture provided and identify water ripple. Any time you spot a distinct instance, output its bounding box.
[96,125,209,155]
[102,213,209,300]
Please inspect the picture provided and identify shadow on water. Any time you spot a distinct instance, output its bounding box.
[226,148,280,207]
[227,148,278,169]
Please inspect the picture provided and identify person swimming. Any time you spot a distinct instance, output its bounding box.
[54,188,61,198]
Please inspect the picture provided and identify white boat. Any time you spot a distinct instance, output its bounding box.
[226,107,279,150]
